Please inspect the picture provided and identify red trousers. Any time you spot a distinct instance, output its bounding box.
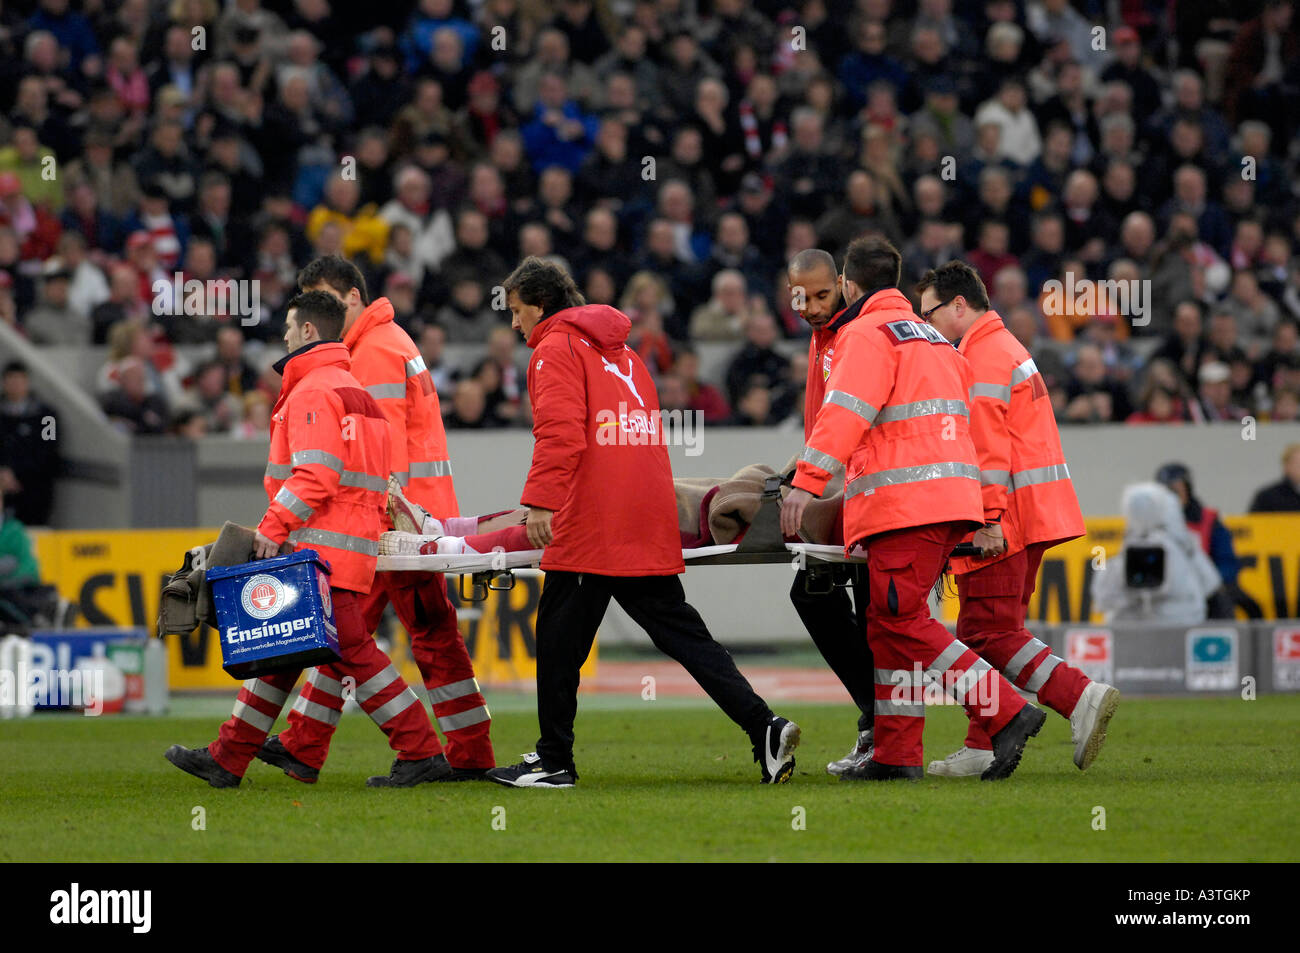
[866,522,1028,767]
[280,572,495,769]
[210,589,441,776]
[955,542,1091,750]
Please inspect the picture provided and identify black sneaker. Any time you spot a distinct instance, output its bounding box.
[366,753,454,787]
[441,766,492,782]
[982,703,1048,781]
[256,733,319,784]
[753,716,801,783]
[485,753,577,788]
[840,758,923,782]
[164,744,241,788]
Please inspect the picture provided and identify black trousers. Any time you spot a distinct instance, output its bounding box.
[790,565,875,733]
[534,571,774,770]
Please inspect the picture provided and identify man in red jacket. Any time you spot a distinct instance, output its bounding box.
[486,257,800,787]
[165,291,446,787]
[259,256,494,783]
[782,237,1045,781]
[784,248,876,775]
[919,261,1118,776]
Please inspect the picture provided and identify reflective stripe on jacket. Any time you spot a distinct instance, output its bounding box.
[947,309,1085,574]
[793,289,985,547]
[258,341,390,593]
[343,297,458,517]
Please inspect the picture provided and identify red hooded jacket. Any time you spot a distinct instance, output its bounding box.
[520,305,684,575]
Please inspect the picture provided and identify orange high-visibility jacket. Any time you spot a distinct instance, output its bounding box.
[793,288,985,548]
[947,309,1086,574]
[259,342,390,593]
[343,297,458,517]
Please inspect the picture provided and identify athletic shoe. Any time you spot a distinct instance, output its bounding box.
[982,704,1047,781]
[1070,681,1120,770]
[366,753,454,787]
[379,531,432,555]
[387,475,440,535]
[754,716,801,783]
[164,744,241,788]
[826,728,874,776]
[485,752,577,788]
[442,766,492,782]
[256,733,319,784]
[840,759,923,781]
[927,746,994,778]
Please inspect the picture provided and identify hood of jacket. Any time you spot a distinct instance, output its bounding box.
[343,296,395,350]
[527,303,631,354]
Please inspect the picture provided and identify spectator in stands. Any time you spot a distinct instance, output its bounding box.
[101,357,170,435]
[0,172,61,263]
[1196,361,1247,422]
[308,174,389,267]
[0,362,59,526]
[55,231,109,322]
[436,276,497,344]
[521,71,599,175]
[0,123,62,213]
[1063,342,1132,423]
[815,169,901,257]
[24,258,89,346]
[214,326,258,396]
[445,378,501,429]
[726,381,774,426]
[1249,443,1300,512]
[417,321,453,398]
[671,346,729,424]
[689,269,749,343]
[723,311,788,408]
[183,360,242,434]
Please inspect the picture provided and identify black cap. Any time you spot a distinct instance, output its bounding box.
[1155,462,1191,488]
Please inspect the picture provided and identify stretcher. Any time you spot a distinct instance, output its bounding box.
[376,474,982,600]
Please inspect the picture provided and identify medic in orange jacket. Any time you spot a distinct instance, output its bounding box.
[343,296,458,518]
[946,308,1085,573]
[258,341,390,594]
[791,288,985,547]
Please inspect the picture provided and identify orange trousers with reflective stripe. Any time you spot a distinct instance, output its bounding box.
[210,589,441,776]
[280,574,495,770]
[955,542,1091,750]
[866,523,1027,766]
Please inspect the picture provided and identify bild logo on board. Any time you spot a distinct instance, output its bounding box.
[241,574,286,620]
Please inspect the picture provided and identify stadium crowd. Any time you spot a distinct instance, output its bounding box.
[1,0,1300,444]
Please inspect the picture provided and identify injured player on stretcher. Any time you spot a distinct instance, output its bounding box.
[381,462,847,557]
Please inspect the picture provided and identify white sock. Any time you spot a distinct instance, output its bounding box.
[435,536,475,555]
[420,515,446,536]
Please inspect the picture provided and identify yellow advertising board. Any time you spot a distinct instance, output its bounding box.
[29,529,592,691]
[937,514,1300,624]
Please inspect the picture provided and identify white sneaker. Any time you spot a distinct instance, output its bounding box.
[826,729,873,776]
[927,746,994,777]
[1069,681,1120,770]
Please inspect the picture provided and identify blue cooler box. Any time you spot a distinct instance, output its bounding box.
[207,550,340,679]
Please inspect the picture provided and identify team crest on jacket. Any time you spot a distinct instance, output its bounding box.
[822,348,834,381]
[241,574,286,620]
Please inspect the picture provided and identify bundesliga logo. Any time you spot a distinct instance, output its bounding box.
[241,574,286,621]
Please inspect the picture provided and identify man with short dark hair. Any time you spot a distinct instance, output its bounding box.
[165,289,447,788]
[259,255,495,782]
[783,248,876,775]
[782,237,1045,781]
[0,361,59,526]
[486,255,801,787]
[918,261,1118,775]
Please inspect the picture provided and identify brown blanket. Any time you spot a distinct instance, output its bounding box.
[673,461,843,546]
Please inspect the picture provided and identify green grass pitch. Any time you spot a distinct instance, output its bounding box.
[1,694,1297,862]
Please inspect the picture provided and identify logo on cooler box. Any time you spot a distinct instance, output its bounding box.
[241,574,286,620]
[1185,628,1237,691]
[317,571,332,617]
[1273,627,1300,690]
[1066,629,1113,684]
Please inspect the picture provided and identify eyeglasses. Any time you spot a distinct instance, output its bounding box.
[921,297,954,320]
